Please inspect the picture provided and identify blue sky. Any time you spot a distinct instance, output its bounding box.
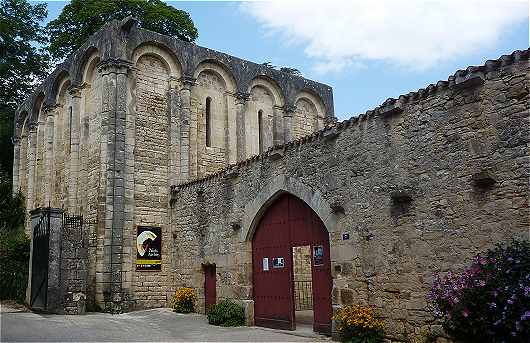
[37,1,529,120]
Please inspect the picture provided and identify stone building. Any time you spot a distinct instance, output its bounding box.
[13,17,529,342]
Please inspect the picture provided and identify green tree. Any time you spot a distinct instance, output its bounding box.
[47,0,198,61]
[0,172,25,232]
[0,0,50,176]
[0,171,28,303]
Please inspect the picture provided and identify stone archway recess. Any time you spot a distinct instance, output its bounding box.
[243,175,336,334]
[241,175,337,243]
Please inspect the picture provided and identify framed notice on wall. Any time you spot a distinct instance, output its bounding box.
[313,245,324,266]
[136,226,162,271]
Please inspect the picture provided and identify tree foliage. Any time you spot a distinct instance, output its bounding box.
[46,0,198,61]
[0,0,49,104]
[0,0,50,175]
[0,172,25,232]
[262,62,302,76]
[0,172,28,303]
[279,67,301,76]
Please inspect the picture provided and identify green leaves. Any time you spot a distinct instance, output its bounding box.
[207,299,245,327]
[0,228,30,303]
[0,171,28,303]
[46,0,198,61]
[0,0,50,175]
[0,0,49,105]
[0,172,25,233]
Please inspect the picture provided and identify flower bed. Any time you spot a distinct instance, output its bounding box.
[170,287,197,313]
[428,240,529,342]
[333,304,384,342]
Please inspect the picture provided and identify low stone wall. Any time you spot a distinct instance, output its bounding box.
[169,53,529,341]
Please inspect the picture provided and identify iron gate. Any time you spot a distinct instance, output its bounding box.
[294,280,313,311]
[30,210,50,310]
[63,213,84,240]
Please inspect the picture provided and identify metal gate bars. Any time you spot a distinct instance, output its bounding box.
[30,209,50,310]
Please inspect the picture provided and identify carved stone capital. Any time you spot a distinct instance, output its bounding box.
[68,85,83,98]
[235,91,250,104]
[168,76,180,90]
[179,75,196,89]
[283,104,296,116]
[97,58,133,75]
[28,122,38,133]
[42,104,61,116]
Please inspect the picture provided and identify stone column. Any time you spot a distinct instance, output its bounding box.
[272,105,283,147]
[283,104,296,143]
[43,106,57,206]
[98,59,132,311]
[68,86,82,212]
[168,77,181,185]
[26,123,37,216]
[179,76,195,182]
[235,92,249,161]
[12,136,21,195]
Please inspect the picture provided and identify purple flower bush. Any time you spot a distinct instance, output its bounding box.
[428,240,529,342]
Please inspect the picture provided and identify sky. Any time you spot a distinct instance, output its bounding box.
[36,0,529,120]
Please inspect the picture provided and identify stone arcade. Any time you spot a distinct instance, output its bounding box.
[13,17,529,341]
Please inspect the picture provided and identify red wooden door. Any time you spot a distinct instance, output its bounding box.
[253,194,332,333]
[204,264,216,312]
[311,240,332,334]
[252,195,294,330]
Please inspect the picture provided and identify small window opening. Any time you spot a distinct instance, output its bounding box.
[205,97,212,147]
[258,110,264,154]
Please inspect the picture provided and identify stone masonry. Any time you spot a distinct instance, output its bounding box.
[12,15,529,343]
[168,50,529,341]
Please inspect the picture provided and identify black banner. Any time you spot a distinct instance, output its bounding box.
[136,226,162,271]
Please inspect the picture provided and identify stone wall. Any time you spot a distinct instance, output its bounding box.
[169,55,529,341]
[129,54,172,308]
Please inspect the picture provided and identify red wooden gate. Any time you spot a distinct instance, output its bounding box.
[204,264,216,312]
[252,194,332,334]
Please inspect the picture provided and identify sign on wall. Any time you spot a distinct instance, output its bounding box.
[272,257,285,268]
[136,226,162,271]
[262,257,269,271]
[313,245,324,266]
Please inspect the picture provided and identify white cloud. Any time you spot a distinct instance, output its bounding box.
[241,0,528,73]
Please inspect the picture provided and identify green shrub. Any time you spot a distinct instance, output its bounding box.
[0,229,30,303]
[0,173,28,304]
[207,299,245,327]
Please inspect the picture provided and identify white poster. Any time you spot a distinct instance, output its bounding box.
[263,257,269,271]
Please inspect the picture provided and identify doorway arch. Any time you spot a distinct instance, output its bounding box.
[252,193,332,334]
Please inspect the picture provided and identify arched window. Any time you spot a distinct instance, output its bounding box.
[258,109,263,154]
[205,97,212,147]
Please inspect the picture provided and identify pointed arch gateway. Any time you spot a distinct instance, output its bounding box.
[251,192,332,334]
